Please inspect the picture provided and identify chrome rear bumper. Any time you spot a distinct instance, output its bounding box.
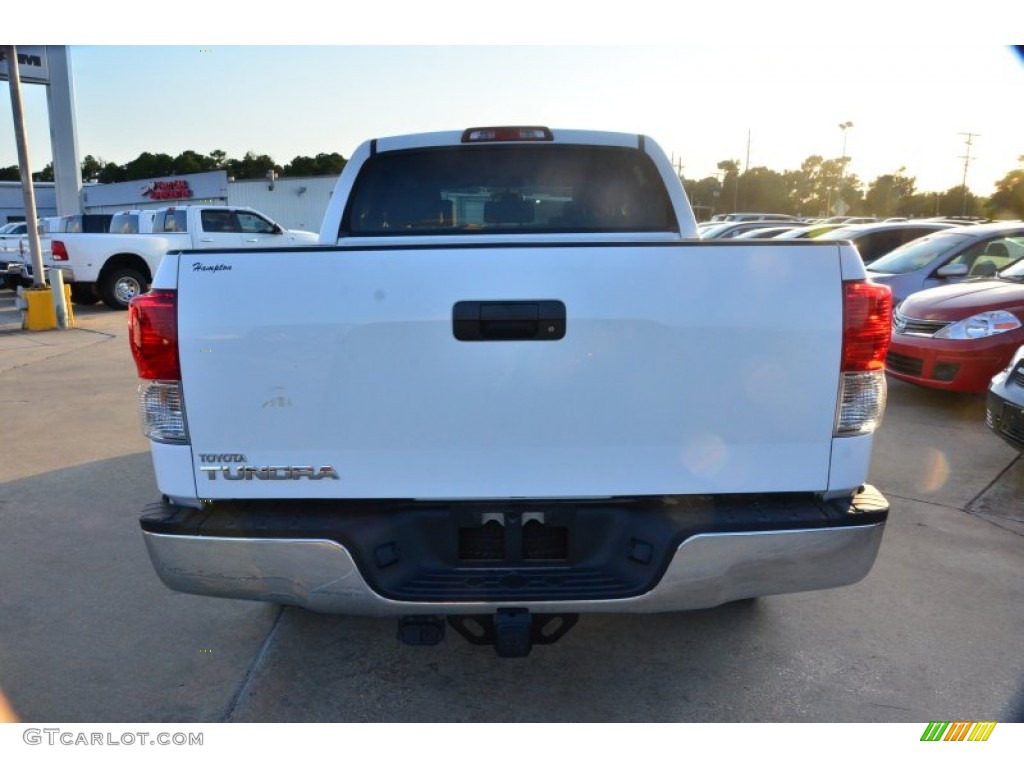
[142,522,885,616]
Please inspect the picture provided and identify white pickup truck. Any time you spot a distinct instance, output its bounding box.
[0,222,30,289]
[129,127,892,657]
[46,205,318,309]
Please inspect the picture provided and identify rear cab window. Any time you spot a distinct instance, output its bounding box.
[111,213,139,234]
[340,145,675,237]
[152,210,189,233]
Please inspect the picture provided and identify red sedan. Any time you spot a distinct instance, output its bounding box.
[886,259,1024,393]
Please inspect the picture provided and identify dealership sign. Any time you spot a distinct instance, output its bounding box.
[141,180,192,200]
[0,46,50,85]
[82,170,228,209]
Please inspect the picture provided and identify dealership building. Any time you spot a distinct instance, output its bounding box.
[0,181,57,224]
[2,172,339,234]
[79,171,338,233]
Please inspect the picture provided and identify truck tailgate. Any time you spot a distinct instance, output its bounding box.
[178,242,844,500]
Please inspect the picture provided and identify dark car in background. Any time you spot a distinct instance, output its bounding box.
[885,257,1024,393]
[987,344,1024,451]
[868,223,1024,304]
[818,221,956,265]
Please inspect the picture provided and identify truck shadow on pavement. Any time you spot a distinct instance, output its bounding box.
[228,599,826,723]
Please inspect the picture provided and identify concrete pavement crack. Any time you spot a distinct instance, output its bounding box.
[965,454,1021,511]
[883,492,962,512]
[0,331,118,376]
[964,515,1024,537]
[220,606,285,722]
[884,457,1024,538]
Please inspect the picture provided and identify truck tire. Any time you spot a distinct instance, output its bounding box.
[70,283,100,305]
[99,268,146,310]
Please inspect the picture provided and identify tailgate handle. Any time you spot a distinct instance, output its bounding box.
[453,301,566,341]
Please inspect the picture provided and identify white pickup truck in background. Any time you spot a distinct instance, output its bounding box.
[129,126,892,657]
[45,205,318,309]
[0,221,31,289]
[4,215,112,290]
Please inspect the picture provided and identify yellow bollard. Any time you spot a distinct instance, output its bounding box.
[22,284,74,331]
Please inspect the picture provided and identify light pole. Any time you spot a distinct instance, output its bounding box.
[836,121,853,215]
[958,132,978,216]
[4,45,46,289]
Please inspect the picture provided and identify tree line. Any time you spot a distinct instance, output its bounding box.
[685,154,1024,221]
[2,148,1023,220]
[0,149,347,185]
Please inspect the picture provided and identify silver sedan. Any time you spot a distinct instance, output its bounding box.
[868,222,1024,305]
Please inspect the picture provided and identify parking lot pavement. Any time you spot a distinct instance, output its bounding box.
[0,294,1021,722]
[1,295,280,722]
[227,490,1023,722]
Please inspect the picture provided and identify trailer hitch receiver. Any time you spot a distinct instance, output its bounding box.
[447,609,579,658]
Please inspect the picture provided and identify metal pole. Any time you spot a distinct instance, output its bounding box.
[4,45,46,288]
[958,132,978,217]
[732,164,739,212]
[49,267,69,329]
[739,130,750,212]
[837,121,853,216]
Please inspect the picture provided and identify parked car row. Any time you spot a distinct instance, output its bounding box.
[882,245,1024,453]
[885,248,1024,391]
[816,221,957,264]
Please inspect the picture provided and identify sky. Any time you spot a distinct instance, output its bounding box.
[2,9,1023,198]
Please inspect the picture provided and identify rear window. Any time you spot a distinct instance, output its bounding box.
[341,145,675,236]
[111,214,139,234]
[59,214,113,233]
[152,210,188,233]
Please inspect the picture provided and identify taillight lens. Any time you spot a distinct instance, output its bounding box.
[836,281,891,436]
[138,381,189,444]
[842,281,892,371]
[129,289,179,380]
[130,290,188,443]
[51,240,69,261]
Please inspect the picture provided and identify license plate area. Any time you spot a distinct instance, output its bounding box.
[458,514,569,562]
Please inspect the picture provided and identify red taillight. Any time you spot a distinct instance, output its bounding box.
[51,240,68,261]
[461,126,553,143]
[842,281,892,372]
[129,289,180,380]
